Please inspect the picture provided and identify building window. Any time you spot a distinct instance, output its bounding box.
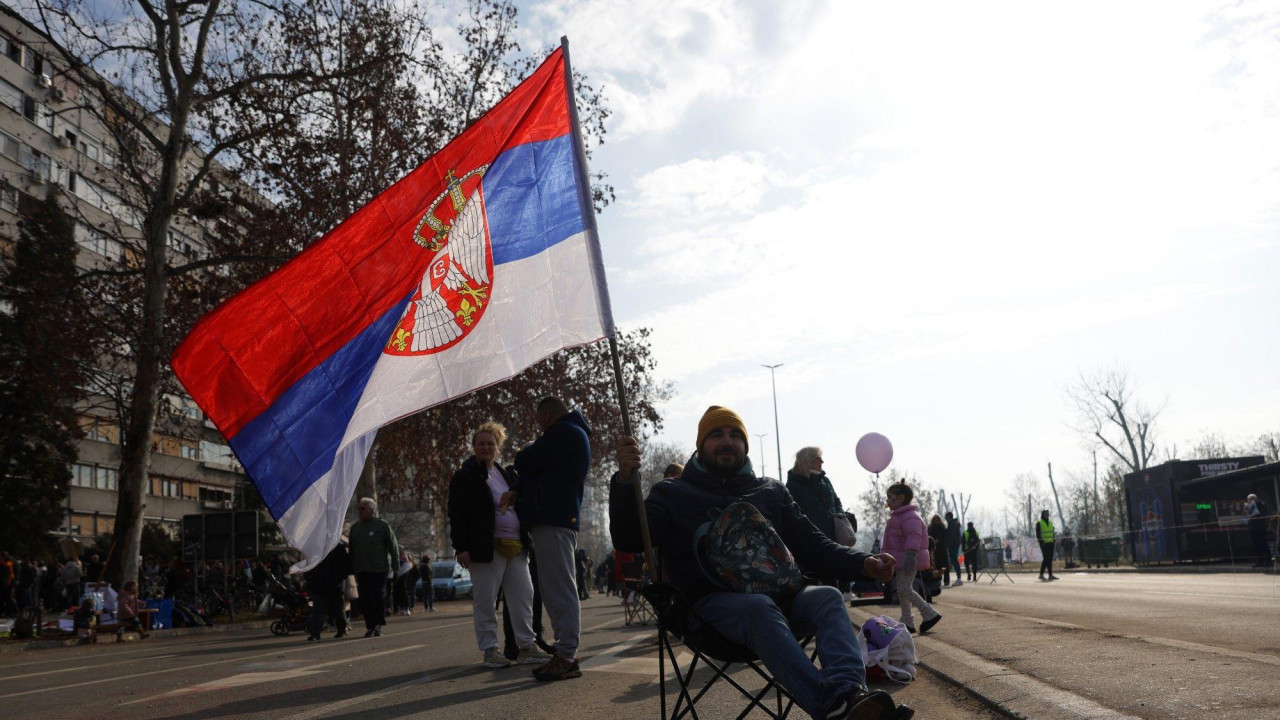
[1,35,21,65]
[75,223,124,263]
[179,443,200,460]
[200,441,239,470]
[0,183,16,214]
[71,463,118,490]
[0,77,21,113]
[0,130,17,161]
[82,416,114,442]
[19,144,50,182]
[152,477,183,498]
[22,46,41,75]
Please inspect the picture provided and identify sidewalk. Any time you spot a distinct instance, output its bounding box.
[0,615,277,653]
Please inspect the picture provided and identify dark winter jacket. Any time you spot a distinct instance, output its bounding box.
[785,470,844,540]
[448,456,521,564]
[514,410,592,530]
[610,456,873,606]
[304,541,351,593]
[945,517,962,548]
[928,521,948,553]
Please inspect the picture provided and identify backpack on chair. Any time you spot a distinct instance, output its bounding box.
[693,501,805,595]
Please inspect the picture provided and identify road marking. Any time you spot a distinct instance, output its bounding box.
[0,620,470,699]
[288,665,472,720]
[941,602,1280,666]
[121,644,425,705]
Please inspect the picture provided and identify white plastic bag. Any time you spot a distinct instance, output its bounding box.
[861,615,917,683]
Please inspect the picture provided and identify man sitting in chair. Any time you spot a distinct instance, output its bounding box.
[611,406,902,720]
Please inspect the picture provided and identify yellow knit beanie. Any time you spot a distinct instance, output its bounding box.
[697,406,748,453]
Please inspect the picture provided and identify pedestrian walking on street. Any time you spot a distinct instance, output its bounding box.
[514,397,592,681]
[393,550,418,615]
[1245,494,1272,567]
[449,421,551,669]
[60,557,83,611]
[1036,510,1057,581]
[419,554,435,611]
[928,515,948,586]
[349,497,398,637]
[962,522,982,581]
[883,482,942,634]
[611,406,905,720]
[304,539,352,641]
[944,512,963,586]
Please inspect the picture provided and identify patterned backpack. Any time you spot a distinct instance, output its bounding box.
[693,501,804,595]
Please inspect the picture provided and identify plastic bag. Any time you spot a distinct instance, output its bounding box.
[861,615,917,683]
[833,513,857,547]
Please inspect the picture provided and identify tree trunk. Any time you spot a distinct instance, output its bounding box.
[106,122,185,588]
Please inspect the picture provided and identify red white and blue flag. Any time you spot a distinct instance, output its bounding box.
[172,45,613,569]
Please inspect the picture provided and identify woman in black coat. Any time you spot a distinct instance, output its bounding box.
[447,421,551,669]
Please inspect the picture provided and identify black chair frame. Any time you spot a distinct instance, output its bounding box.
[642,584,818,720]
[623,579,656,625]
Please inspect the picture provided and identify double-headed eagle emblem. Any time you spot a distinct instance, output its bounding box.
[385,166,493,356]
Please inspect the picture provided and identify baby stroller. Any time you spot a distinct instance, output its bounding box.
[267,577,311,636]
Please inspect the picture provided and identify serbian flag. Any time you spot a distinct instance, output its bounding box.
[172,42,613,569]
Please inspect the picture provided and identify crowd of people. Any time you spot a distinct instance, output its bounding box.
[6,391,1275,720]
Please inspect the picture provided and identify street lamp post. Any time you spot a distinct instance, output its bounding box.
[762,363,783,484]
[754,433,769,478]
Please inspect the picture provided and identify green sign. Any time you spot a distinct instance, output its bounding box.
[1195,503,1213,511]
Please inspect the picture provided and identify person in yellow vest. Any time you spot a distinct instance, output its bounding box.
[1036,510,1058,581]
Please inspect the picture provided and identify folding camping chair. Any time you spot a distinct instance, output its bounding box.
[640,583,818,720]
[618,552,655,625]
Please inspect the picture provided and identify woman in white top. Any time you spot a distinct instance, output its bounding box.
[447,421,552,668]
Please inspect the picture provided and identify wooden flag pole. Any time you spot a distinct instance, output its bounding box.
[561,36,659,577]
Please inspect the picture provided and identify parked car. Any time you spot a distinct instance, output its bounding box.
[427,560,472,600]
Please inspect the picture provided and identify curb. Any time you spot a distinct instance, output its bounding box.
[1,618,276,653]
[848,607,1140,720]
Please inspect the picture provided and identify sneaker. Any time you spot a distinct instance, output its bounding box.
[364,629,375,638]
[482,647,514,668]
[532,653,581,681]
[334,628,348,639]
[829,689,895,720]
[307,633,320,642]
[920,614,942,633]
[372,626,383,637]
[903,625,917,634]
[515,646,553,665]
[952,579,963,587]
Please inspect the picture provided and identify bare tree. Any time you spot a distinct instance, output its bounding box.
[1066,366,1161,474]
[1003,471,1052,536]
[854,469,933,549]
[639,440,689,495]
[28,0,382,588]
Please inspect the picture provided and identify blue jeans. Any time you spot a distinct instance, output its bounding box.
[693,586,867,718]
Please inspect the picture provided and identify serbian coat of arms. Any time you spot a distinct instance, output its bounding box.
[384,166,494,356]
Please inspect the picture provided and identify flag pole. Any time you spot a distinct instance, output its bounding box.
[560,36,659,578]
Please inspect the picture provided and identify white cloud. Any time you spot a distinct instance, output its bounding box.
[543,0,1280,515]
[625,152,774,218]
[523,0,826,139]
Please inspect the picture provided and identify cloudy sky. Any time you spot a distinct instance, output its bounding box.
[509,1,1279,524]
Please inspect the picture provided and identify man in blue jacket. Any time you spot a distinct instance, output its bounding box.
[612,406,901,720]
[514,396,592,681]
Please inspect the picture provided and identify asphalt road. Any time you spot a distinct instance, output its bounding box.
[0,594,1001,720]
[869,570,1280,720]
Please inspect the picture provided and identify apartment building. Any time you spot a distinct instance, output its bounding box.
[0,6,250,543]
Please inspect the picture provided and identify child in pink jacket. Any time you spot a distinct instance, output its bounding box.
[881,482,941,633]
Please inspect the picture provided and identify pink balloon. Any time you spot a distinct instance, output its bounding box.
[856,433,893,474]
